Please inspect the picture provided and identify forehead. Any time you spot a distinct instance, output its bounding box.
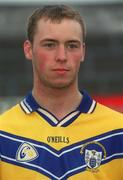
[35,18,83,41]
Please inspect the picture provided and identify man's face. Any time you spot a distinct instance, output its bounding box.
[24,18,85,89]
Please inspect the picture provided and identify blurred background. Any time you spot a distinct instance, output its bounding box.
[0,0,123,113]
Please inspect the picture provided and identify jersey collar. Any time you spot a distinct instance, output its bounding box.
[20,90,96,114]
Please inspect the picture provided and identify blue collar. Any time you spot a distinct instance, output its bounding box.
[20,90,96,114]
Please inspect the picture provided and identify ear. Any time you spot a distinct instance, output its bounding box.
[81,42,85,62]
[23,40,33,60]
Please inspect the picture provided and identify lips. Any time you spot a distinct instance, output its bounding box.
[53,67,69,71]
[53,69,69,71]
[52,68,69,74]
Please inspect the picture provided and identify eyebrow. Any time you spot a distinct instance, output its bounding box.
[40,39,58,43]
[40,39,81,44]
[67,40,81,43]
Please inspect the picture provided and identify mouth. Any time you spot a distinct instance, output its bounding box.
[52,68,69,74]
[53,69,69,71]
[53,67,69,71]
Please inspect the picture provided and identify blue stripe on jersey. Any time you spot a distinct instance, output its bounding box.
[23,92,40,112]
[36,109,58,126]
[77,90,93,113]
[36,109,81,127]
[1,129,123,179]
[60,112,82,127]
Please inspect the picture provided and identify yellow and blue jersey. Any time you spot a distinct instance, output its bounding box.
[0,91,123,180]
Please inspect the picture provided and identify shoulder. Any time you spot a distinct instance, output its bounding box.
[0,104,21,117]
[96,102,122,114]
[0,104,24,127]
[94,102,123,121]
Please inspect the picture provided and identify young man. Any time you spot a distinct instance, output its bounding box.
[0,5,123,180]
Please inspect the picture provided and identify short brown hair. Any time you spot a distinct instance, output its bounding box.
[27,5,86,43]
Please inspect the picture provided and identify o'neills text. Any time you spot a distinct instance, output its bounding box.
[47,136,69,144]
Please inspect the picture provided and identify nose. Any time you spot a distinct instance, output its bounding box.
[55,45,67,62]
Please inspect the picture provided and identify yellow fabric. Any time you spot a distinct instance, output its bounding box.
[0,103,123,179]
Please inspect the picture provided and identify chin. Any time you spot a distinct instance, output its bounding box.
[49,81,74,89]
[41,77,76,89]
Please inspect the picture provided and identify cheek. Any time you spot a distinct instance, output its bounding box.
[34,51,50,72]
[71,53,82,67]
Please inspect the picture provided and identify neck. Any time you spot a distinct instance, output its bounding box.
[32,83,82,120]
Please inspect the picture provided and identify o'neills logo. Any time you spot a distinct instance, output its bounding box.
[47,136,69,144]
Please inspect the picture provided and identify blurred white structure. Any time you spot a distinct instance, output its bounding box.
[0,97,22,114]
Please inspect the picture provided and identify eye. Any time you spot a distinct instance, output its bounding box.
[42,42,57,49]
[66,42,80,51]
